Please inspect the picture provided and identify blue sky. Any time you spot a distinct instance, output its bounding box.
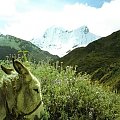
[16,0,112,11]
[68,0,112,8]
[21,0,112,8]
[0,0,120,40]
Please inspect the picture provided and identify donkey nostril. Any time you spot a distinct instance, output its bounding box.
[33,89,39,93]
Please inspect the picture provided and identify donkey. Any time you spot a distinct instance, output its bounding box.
[0,59,43,120]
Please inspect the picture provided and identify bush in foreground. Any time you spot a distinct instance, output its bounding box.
[32,62,120,120]
[0,60,120,120]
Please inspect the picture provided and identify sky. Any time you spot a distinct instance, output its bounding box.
[0,0,120,40]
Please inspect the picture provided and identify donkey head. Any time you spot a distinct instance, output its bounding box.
[1,59,42,118]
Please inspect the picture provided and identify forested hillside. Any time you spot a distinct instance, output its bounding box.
[59,30,120,92]
[0,34,58,62]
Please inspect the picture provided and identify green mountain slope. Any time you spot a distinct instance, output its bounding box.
[59,30,120,91]
[0,34,59,61]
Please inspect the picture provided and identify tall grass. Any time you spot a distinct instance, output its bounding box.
[31,62,120,120]
[0,60,120,120]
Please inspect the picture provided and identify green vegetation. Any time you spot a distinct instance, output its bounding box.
[0,34,59,62]
[1,30,120,119]
[1,60,120,120]
[59,30,120,92]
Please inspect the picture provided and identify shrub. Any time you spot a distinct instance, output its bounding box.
[32,62,120,120]
[0,60,120,120]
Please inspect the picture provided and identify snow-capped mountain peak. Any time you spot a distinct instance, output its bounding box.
[31,26,100,57]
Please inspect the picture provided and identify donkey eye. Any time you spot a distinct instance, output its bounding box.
[33,89,39,93]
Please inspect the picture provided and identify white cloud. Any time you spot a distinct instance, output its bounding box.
[0,0,120,40]
[89,0,120,36]
[59,0,120,36]
[0,0,16,16]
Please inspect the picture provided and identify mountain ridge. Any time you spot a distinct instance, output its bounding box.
[58,30,120,92]
[31,25,100,57]
[0,33,59,61]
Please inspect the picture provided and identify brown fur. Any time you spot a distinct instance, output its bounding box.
[0,60,43,120]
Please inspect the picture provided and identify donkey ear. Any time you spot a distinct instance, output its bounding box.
[1,65,14,75]
[13,59,29,75]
